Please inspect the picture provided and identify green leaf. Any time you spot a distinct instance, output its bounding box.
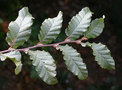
[85,18,104,39]
[6,7,33,48]
[28,50,58,85]
[0,18,3,24]
[0,51,22,75]
[65,7,92,40]
[38,11,63,44]
[81,42,115,70]
[56,45,88,80]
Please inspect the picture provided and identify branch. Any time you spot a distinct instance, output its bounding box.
[0,37,87,54]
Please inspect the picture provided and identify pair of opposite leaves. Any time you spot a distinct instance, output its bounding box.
[0,7,115,85]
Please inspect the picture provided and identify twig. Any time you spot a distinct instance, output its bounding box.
[0,37,87,54]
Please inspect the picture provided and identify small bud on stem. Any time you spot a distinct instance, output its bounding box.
[76,40,81,44]
[53,44,59,48]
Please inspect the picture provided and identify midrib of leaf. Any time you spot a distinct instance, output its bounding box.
[41,18,56,42]
[85,21,100,36]
[29,51,53,76]
[93,47,110,67]
[66,53,83,75]
[68,14,86,37]
[11,14,27,46]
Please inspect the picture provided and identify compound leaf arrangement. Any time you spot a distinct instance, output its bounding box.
[0,7,115,85]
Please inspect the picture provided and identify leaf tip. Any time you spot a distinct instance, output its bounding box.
[15,64,22,75]
[57,11,63,17]
[103,15,105,19]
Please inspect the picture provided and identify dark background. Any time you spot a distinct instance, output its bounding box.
[0,0,122,90]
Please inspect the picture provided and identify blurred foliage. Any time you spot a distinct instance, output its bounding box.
[0,18,3,24]
[0,0,22,20]
[0,20,4,39]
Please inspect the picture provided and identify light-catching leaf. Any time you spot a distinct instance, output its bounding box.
[38,11,63,44]
[56,45,88,80]
[81,42,115,70]
[0,51,22,75]
[84,18,104,39]
[65,7,92,40]
[28,50,58,85]
[6,7,33,48]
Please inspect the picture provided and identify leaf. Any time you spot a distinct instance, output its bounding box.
[28,50,58,85]
[6,7,33,48]
[56,45,88,80]
[81,42,115,70]
[0,18,3,24]
[0,51,22,75]
[65,7,92,40]
[38,11,63,44]
[84,18,104,39]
